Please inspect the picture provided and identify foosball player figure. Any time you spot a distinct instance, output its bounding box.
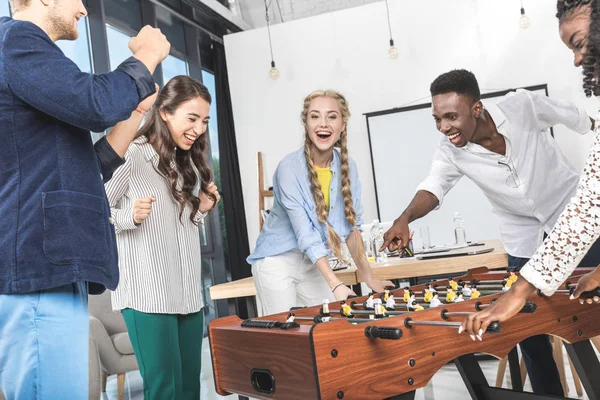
[385,293,396,311]
[448,278,458,291]
[430,293,442,308]
[446,287,456,303]
[365,292,375,310]
[412,301,424,311]
[374,298,385,318]
[322,299,331,317]
[508,268,518,285]
[403,286,411,302]
[383,288,391,302]
[502,279,510,292]
[340,301,354,318]
[455,293,464,302]
[424,287,433,303]
[470,286,481,299]
[281,312,300,329]
[462,282,472,297]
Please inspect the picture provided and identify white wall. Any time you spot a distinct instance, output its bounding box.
[224,0,600,253]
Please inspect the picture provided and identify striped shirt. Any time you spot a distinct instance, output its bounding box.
[105,136,205,314]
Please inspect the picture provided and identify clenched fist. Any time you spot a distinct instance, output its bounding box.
[133,196,156,225]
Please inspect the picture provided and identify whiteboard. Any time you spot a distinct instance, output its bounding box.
[365,85,550,250]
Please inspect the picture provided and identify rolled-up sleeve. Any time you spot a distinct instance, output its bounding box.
[415,146,464,208]
[274,164,329,264]
[94,136,125,183]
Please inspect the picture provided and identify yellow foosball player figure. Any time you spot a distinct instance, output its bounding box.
[383,288,391,302]
[448,278,459,291]
[340,301,354,318]
[403,287,411,302]
[446,287,456,303]
[424,288,433,303]
[412,301,424,311]
[470,286,481,299]
[508,269,519,285]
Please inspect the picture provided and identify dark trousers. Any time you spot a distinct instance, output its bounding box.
[508,237,600,395]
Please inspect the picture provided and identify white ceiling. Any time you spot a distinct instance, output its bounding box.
[227,0,382,29]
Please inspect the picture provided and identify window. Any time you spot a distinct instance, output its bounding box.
[55,18,92,73]
[162,55,188,84]
[0,0,9,16]
[106,24,134,71]
[156,6,187,55]
[103,0,142,32]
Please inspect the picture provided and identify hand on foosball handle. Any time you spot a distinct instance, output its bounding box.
[333,285,357,301]
[459,278,537,341]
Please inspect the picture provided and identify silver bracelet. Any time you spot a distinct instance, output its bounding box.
[331,282,345,293]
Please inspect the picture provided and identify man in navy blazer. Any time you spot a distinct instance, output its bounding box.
[0,0,170,398]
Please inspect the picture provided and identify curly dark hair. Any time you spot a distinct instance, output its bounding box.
[557,0,600,97]
[430,69,481,103]
[137,76,216,224]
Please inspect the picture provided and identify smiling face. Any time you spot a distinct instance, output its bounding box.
[432,92,482,148]
[559,3,592,67]
[304,96,346,155]
[160,96,210,151]
[47,0,87,41]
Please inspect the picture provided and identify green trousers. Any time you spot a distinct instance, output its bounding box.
[122,308,204,400]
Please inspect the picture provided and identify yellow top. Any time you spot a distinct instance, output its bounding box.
[315,166,333,209]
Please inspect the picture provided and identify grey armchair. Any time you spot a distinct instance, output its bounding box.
[88,291,138,400]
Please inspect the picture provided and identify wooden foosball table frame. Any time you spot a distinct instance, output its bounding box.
[209,267,600,400]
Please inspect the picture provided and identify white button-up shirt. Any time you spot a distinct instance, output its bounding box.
[416,89,591,258]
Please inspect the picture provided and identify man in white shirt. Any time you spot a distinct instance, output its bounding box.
[381,69,599,396]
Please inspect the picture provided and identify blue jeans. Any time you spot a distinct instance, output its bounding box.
[0,282,89,400]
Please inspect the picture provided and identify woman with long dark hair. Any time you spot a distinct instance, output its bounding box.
[105,75,219,399]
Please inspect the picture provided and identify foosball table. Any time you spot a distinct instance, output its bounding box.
[209,267,600,400]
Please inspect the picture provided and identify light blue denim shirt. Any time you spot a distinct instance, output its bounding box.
[247,147,364,265]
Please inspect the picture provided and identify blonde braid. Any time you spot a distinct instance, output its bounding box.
[304,138,346,263]
[338,127,367,263]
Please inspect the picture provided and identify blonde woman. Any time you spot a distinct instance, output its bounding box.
[248,90,392,316]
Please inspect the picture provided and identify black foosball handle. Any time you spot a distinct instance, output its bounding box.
[486,321,501,334]
[570,286,600,299]
[520,301,537,313]
[364,326,403,340]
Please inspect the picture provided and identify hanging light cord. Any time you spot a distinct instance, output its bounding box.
[385,0,393,42]
[264,0,275,63]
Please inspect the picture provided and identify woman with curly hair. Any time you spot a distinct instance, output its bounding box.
[462,0,600,337]
[104,75,220,399]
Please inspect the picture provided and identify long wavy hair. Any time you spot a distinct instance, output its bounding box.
[300,90,367,264]
[137,75,216,224]
[557,0,600,96]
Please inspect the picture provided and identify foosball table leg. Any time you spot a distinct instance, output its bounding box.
[507,347,523,392]
[454,353,490,400]
[564,340,600,400]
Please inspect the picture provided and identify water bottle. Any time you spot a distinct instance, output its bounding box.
[371,220,387,264]
[453,212,467,246]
